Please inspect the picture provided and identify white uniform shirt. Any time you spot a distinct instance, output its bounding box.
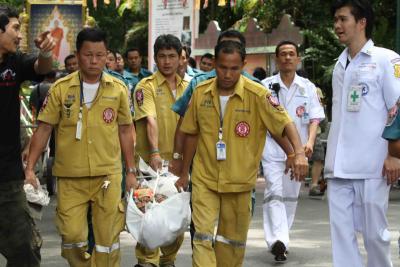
[261,73,325,161]
[325,40,400,179]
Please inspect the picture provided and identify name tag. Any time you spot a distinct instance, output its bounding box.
[347,85,362,112]
[301,102,310,124]
[216,140,226,161]
[76,120,82,140]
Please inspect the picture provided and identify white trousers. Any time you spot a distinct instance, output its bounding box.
[262,160,301,249]
[328,178,392,267]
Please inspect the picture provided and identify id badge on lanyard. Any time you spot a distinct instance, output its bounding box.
[347,85,362,112]
[76,74,85,140]
[76,107,83,140]
[301,102,310,124]
[216,128,226,161]
[216,99,227,161]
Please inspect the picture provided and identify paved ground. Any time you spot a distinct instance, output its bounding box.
[2,179,400,267]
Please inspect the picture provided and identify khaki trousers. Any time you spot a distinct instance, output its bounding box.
[192,181,252,267]
[56,175,125,267]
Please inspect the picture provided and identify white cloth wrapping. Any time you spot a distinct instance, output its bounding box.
[126,161,191,249]
[23,180,50,206]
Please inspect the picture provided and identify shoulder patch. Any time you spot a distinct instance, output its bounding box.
[394,64,400,78]
[135,88,144,107]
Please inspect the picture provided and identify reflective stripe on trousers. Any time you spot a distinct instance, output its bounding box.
[95,242,120,253]
[263,195,298,203]
[62,241,88,249]
[193,232,214,242]
[215,235,246,248]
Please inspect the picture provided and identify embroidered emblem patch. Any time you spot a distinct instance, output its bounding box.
[394,64,400,78]
[296,106,305,118]
[359,82,369,96]
[103,108,115,123]
[267,95,280,107]
[39,91,51,113]
[235,121,250,137]
[135,89,144,106]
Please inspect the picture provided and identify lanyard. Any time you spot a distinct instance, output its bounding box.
[75,73,102,140]
[218,98,223,141]
[218,95,230,141]
[78,72,102,108]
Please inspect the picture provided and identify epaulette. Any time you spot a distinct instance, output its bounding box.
[140,75,156,84]
[196,77,215,88]
[53,72,74,86]
[103,72,128,89]
[243,76,268,96]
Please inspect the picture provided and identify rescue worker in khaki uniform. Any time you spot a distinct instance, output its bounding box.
[25,28,137,267]
[133,34,188,267]
[175,40,308,267]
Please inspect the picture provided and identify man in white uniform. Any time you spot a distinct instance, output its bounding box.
[326,1,400,267]
[261,41,325,262]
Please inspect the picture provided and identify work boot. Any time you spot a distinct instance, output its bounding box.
[271,240,287,263]
[309,185,324,197]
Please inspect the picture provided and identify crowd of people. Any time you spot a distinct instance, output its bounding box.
[1,0,400,267]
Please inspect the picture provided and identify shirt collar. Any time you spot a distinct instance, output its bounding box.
[276,72,302,90]
[71,71,113,87]
[154,70,183,87]
[338,39,374,68]
[204,75,245,101]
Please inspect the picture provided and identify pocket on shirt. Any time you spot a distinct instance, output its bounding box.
[61,105,78,126]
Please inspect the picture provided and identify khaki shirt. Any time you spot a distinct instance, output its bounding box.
[181,75,292,192]
[134,71,188,162]
[38,71,132,177]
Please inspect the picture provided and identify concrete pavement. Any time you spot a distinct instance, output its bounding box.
[1,178,400,266]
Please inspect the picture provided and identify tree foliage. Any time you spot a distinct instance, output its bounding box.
[199,0,396,117]
[87,0,148,54]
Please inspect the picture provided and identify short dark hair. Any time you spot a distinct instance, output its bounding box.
[64,54,76,65]
[76,27,107,52]
[217,29,246,47]
[275,40,300,57]
[201,53,213,61]
[107,50,117,60]
[0,5,19,32]
[215,40,246,62]
[182,45,191,57]
[331,0,374,39]
[253,67,267,81]
[125,47,141,58]
[154,34,182,57]
[188,57,197,68]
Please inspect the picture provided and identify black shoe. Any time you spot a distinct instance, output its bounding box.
[271,240,287,263]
